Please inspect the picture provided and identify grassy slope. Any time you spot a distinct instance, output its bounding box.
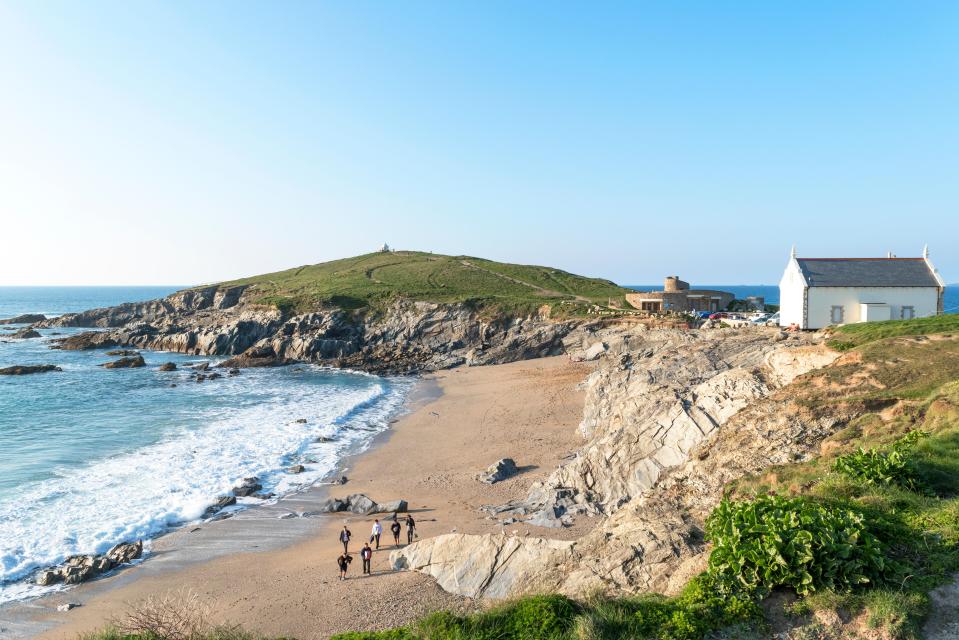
[214,251,632,315]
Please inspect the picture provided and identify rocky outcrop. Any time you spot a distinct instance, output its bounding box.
[9,327,41,339]
[105,349,140,357]
[391,534,576,599]
[102,355,146,369]
[0,313,47,325]
[0,364,62,375]
[34,541,142,586]
[398,328,842,600]
[40,288,579,373]
[158,362,177,371]
[478,458,519,484]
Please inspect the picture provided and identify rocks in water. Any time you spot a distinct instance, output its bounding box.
[206,372,222,380]
[50,332,119,351]
[228,368,241,376]
[106,540,143,564]
[288,464,306,474]
[158,362,177,371]
[57,603,80,612]
[192,362,210,372]
[232,477,262,497]
[218,345,293,369]
[206,495,237,515]
[478,458,519,485]
[0,364,62,375]
[294,418,308,424]
[9,327,41,339]
[102,355,145,369]
[33,540,142,587]
[105,349,139,356]
[315,435,335,443]
[0,313,47,325]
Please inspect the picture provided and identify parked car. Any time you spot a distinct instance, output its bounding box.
[708,312,729,320]
[764,312,781,326]
[750,313,772,325]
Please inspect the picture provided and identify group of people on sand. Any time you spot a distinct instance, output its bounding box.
[336,513,416,580]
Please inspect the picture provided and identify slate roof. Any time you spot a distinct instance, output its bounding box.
[796,258,941,288]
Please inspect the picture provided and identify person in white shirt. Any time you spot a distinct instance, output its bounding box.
[371,519,382,549]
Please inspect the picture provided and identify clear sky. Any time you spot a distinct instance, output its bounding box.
[1,2,956,286]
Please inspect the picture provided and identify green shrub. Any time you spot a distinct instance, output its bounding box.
[706,495,886,596]
[833,431,928,492]
[331,630,417,640]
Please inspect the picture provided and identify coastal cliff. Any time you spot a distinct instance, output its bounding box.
[36,251,634,373]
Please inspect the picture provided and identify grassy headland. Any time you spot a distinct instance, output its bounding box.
[213,251,633,316]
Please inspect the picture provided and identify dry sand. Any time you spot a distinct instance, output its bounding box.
[14,356,593,640]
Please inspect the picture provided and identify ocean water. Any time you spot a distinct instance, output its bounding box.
[627,285,959,313]
[0,288,412,605]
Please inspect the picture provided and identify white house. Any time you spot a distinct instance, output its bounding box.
[779,247,946,329]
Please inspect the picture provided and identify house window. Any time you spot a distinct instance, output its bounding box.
[830,306,844,324]
[640,301,661,312]
[901,306,915,320]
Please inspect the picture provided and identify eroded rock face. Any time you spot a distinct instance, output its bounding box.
[8,327,41,339]
[390,534,576,599]
[401,328,842,600]
[41,292,579,374]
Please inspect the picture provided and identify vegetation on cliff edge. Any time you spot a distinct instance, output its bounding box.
[212,251,632,316]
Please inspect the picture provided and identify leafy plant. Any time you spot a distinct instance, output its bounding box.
[705,495,886,596]
[833,431,929,492]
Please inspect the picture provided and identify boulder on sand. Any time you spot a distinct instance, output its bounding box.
[478,458,519,484]
[583,342,607,361]
[376,499,409,514]
[102,355,145,369]
[0,364,62,375]
[205,496,237,515]
[33,540,142,587]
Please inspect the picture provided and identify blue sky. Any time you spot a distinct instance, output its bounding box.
[1,2,956,286]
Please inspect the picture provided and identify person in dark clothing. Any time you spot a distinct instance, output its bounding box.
[361,543,372,575]
[337,553,352,580]
[405,514,416,545]
[390,519,401,546]
[339,525,352,554]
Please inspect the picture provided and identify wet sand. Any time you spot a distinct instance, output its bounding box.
[3,356,593,640]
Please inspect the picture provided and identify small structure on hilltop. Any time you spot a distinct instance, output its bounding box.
[625,277,734,313]
[779,246,946,330]
[379,243,391,253]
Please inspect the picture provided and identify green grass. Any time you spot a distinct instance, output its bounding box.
[827,314,959,351]
[330,580,761,640]
[210,251,631,316]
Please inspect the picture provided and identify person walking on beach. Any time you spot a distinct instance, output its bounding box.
[406,514,416,545]
[339,525,352,554]
[371,519,382,549]
[390,518,401,546]
[337,553,352,581]
[361,543,373,575]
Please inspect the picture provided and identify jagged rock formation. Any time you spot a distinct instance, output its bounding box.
[40,287,577,373]
[394,327,842,599]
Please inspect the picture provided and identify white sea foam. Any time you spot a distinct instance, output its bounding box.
[0,366,412,604]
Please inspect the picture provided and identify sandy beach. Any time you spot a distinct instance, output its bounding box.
[7,356,593,640]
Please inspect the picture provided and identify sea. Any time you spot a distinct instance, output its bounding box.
[626,285,959,314]
[0,287,413,605]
